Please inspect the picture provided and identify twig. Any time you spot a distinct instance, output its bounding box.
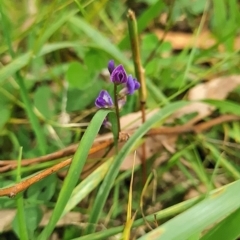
[0,140,113,197]
[1,114,239,172]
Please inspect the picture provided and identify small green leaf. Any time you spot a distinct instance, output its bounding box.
[12,205,42,239]
[34,85,54,119]
[66,62,93,89]
[26,174,57,201]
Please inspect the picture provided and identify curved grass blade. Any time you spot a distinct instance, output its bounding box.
[203,99,240,116]
[85,101,189,234]
[0,42,84,84]
[138,179,240,240]
[0,52,32,84]
[37,109,112,240]
[68,16,131,67]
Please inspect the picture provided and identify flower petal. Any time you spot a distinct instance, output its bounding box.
[126,75,135,94]
[95,90,113,108]
[126,75,140,94]
[110,64,128,84]
[133,79,140,90]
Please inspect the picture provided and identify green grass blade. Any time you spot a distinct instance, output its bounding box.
[38,41,84,56]
[85,100,189,234]
[203,99,240,116]
[0,52,32,84]
[62,157,114,216]
[201,207,240,240]
[68,16,131,67]
[203,141,240,180]
[16,72,47,154]
[34,10,79,54]
[0,41,83,84]
[138,179,240,240]
[74,192,201,240]
[37,109,112,240]
[15,147,29,240]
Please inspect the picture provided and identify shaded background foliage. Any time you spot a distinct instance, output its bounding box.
[1,0,240,239]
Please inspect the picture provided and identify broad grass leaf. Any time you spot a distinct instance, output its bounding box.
[138,180,240,240]
[201,207,240,240]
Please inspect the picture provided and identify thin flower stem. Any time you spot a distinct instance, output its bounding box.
[114,84,121,139]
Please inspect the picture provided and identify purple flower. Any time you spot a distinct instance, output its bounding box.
[95,90,113,108]
[126,75,140,94]
[108,60,115,74]
[110,65,128,84]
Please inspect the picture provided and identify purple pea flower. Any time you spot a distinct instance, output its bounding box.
[95,90,113,108]
[126,75,140,95]
[108,60,115,74]
[110,65,128,84]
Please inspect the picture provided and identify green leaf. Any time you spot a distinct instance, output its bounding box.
[12,205,42,239]
[138,179,240,240]
[66,84,103,111]
[66,62,91,89]
[34,85,55,119]
[26,174,57,201]
[201,207,240,240]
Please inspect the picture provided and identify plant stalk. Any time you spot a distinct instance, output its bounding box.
[127,9,147,183]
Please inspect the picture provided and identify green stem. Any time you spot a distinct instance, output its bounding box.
[127,9,147,183]
[16,147,29,240]
[114,84,121,139]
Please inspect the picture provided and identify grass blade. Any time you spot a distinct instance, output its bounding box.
[201,207,240,240]
[138,179,240,240]
[62,157,114,216]
[68,16,131,67]
[15,147,29,240]
[37,109,112,240]
[75,184,200,240]
[85,100,189,234]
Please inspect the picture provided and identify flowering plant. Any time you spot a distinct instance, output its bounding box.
[95,60,140,136]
